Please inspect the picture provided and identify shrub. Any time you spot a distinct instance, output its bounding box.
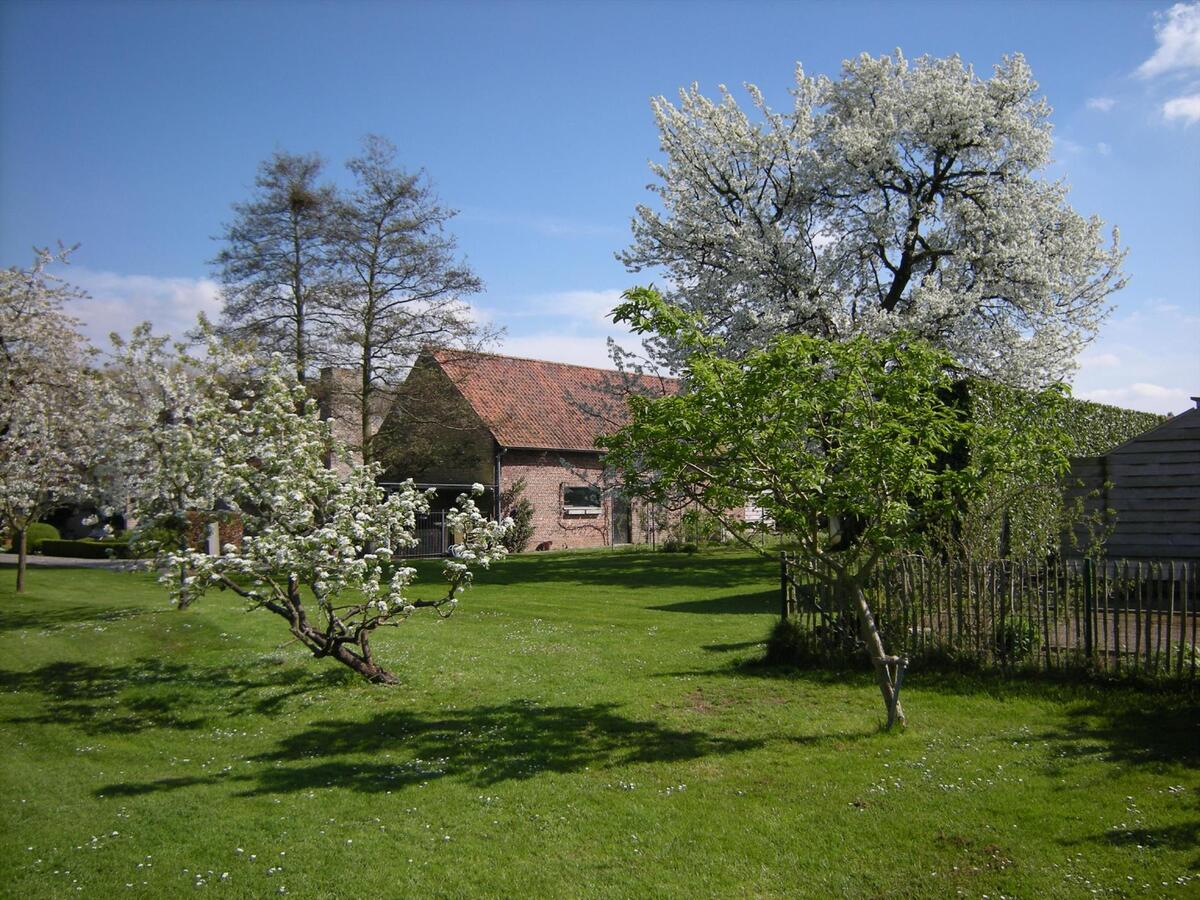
[499,478,535,553]
[992,615,1041,666]
[659,540,699,554]
[764,617,822,668]
[675,509,724,545]
[39,539,132,560]
[129,524,186,557]
[8,522,60,552]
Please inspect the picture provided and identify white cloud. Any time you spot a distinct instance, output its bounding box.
[1079,352,1121,369]
[530,288,625,327]
[1053,136,1084,157]
[1137,2,1200,78]
[1071,296,1199,415]
[1086,96,1116,112]
[1096,141,1112,155]
[1163,92,1200,122]
[63,268,221,347]
[497,333,636,370]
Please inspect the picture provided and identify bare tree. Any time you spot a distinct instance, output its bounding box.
[323,136,487,464]
[212,151,335,383]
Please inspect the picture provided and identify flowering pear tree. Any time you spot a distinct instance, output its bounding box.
[0,246,101,592]
[621,52,1125,387]
[93,324,199,540]
[136,348,510,683]
[601,288,1070,728]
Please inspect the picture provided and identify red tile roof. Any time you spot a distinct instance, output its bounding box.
[430,348,680,452]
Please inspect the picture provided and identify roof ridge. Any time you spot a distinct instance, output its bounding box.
[430,346,679,382]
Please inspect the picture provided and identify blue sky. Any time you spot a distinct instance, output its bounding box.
[2,0,1197,413]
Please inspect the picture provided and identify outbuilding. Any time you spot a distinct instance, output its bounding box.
[359,348,680,551]
[1066,397,1200,559]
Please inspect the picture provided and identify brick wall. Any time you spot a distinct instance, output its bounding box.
[499,449,663,551]
[184,512,243,554]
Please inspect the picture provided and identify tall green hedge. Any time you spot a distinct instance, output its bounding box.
[6,522,61,553]
[951,381,1164,560]
[39,539,133,560]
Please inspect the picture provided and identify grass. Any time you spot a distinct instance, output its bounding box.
[1,547,1197,898]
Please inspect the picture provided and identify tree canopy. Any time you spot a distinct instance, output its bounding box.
[601,287,1071,726]
[212,137,490,463]
[0,247,100,591]
[620,52,1125,387]
[129,344,510,684]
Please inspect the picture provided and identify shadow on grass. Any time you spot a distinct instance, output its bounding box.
[0,603,150,634]
[649,589,778,616]
[96,699,764,797]
[727,652,1200,867]
[481,549,775,592]
[1043,691,1200,868]
[0,659,353,734]
[703,639,767,653]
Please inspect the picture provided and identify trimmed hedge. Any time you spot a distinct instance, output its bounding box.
[38,539,132,560]
[960,381,1166,559]
[969,379,1163,458]
[7,522,61,553]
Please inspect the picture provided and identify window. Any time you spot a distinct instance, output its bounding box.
[563,485,601,515]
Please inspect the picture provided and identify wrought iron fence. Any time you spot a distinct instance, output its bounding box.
[781,553,1199,680]
[411,510,449,558]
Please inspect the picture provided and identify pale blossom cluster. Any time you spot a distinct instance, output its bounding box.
[0,247,102,555]
[622,51,1126,387]
[131,345,510,662]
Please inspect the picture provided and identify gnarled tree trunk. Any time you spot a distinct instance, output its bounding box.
[278,578,400,684]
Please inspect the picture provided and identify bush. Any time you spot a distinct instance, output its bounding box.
[499,478,535,554]
[7,522,60,552]
[39,539,132,560]
[659,540,698,554]
[674,509,724,545]
[992,615,1041,666]
[129,524,185,557]
[763,618,825,668]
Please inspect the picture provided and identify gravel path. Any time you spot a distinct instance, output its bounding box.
[0,552,139,570]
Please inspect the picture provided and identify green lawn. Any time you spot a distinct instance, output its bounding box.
[1,549,1197,898]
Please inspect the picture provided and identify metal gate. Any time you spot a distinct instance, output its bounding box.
[412,510,449,558]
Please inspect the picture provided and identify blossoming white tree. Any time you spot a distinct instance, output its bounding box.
[134,346,510,683]
[621,52,1126,386]
[0,247,101,592]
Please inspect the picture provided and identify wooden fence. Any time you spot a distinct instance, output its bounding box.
[781,554,1199,680]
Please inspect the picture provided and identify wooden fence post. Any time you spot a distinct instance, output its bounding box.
[1083,557,1094,661]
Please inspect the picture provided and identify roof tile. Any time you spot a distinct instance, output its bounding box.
[431,348,678,451]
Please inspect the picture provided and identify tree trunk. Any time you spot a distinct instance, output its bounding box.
[278,592,399,685]
[15,527,27,594]
[850,582,907,729]
[327,639,400,684]
[359,338,373,465]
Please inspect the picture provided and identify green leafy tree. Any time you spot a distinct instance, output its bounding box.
[601,287,1070,728]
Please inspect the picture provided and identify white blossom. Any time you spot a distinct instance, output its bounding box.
[0,246,104,587]
[621,51,1126,387]
[129,346,511,682]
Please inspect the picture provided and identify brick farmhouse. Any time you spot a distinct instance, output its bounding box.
[324,349,680,551]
